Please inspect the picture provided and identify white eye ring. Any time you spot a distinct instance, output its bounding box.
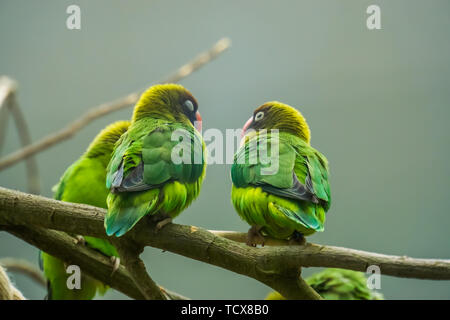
[184,100,195,112]
[254,111,264,121]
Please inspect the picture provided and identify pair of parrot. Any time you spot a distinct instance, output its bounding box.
[41,83,331,299]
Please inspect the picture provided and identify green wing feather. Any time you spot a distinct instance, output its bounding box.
[105,119,205,237]
[232,135,296,189]
[142,126,204,184]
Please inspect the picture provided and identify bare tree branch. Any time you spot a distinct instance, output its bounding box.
[0,265,26,300]
[0,258,46,287]
[161,288,190,300]
[0,38,231,171]
[9,98,41,194]
[0,77,40,194]
[112,240,167,300]
[0,224,187,300]
[3,224,145,299]
[0,77,15,153]
[1,187,449,300]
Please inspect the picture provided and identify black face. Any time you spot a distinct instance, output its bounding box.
[179,92,199,126]
[247,104,272,131]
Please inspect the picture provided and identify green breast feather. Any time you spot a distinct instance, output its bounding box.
[231,132,330,238]
[105,119,206,237]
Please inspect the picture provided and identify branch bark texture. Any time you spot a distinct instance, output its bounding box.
[1,187,449,300]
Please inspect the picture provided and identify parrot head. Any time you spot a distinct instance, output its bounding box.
[241,101,310,144]
[132,83,202,132]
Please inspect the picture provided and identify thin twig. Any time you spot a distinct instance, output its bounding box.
[0,108,9,155]
[0,77,15,154]
[0,38,231,171]
[9,97,40,194]
[0,77,16,113]
[0,265,26,300]
[0,77,40,194]
[0,258,46,287]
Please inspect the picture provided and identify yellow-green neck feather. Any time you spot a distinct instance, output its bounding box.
[131,84,191,125]
[259,101,311,144]
[85,120,130,160]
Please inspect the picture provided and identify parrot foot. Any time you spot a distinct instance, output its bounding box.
[246,226,265,247]
[110,256,120,276]
[156,217,173,231]
[73,235,85,245]
[289,231,306,246]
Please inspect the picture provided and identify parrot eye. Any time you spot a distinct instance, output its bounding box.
[254,111,264,122]
[184,100,195,112]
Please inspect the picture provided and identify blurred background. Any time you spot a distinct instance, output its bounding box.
[0,0,449,299]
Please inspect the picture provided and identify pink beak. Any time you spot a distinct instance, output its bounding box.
[241,116,253,138]
[194,111,202,132]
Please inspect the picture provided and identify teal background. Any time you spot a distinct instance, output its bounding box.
[0,0,449,299]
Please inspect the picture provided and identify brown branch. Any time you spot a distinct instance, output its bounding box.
[3,224,145,299]
[112,240,167,300]
[210,230,290,246]
[0,265,26,300]
[0,77,40,194]
[0,258,46,287]
[1,187,449,300]
[9,98,41,194]
[0,77,15,153]
[0,224,186,300]
[0,38,231,171]
[0,108,9,155]
[296,276,323,300]
[161,288,190,300]
[212,230,450,280]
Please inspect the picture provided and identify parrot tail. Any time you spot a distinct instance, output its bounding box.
[105,189,160,237]
[273,203,324,232]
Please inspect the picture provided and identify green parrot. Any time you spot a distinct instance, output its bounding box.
[105,84,206,237]
[266,268,384,300]
[231,102,331,246]
[40,120,130,300]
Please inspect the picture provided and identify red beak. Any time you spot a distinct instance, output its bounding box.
[241,116,253,138]
[194,111,202,132]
